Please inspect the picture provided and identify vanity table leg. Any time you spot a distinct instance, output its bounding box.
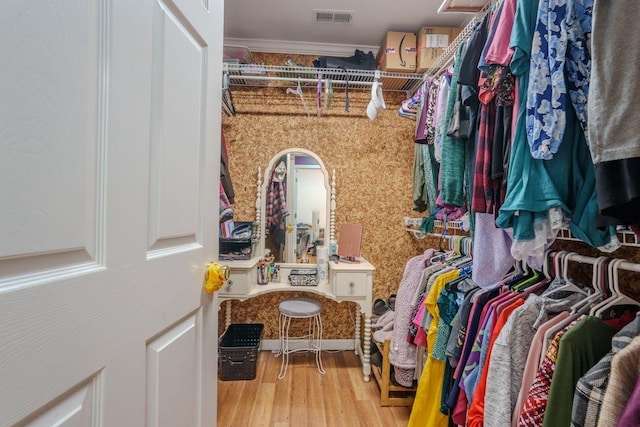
[363,313,371,382]
[354,310,360,356]
[225,300,232,328]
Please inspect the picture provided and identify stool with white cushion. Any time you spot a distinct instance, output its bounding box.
[276,297,325,379]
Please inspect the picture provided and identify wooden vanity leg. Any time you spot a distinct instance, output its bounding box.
[225,300,232,328]
[363,313,371,382]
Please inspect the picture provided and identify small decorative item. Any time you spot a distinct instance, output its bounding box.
[257,258,269,285]
[269,262,281,283]
[289,269,318,286]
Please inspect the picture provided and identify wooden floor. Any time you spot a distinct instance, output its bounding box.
[217,350,412,427]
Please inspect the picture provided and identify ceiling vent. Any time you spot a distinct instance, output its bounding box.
[313,9,354,24]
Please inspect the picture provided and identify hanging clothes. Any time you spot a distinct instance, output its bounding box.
[265,156,288,257]
[571,314,640,427]
[589,0,640,227]
[220,130,236,204]
[543,316,618,427]
[517,320,577,426]
[407,269,460,427]
[388,249,435,387]
[484,292,583,426]
[597,335,640,427]
[438,42,468,208]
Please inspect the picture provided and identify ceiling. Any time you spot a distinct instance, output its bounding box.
[223,0,480,57]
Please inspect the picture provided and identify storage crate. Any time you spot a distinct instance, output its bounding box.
[218,323,264,381]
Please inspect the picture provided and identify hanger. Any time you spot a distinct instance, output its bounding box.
[316,75,322,117]
[324,79,333,109]
[222,73,236,117]
[541,252,590,298]
[542,249,554,280]
[570,256,607,314]
[590,258,619,316]
[345,77,350,112]
[286,78,310,117]
[513,262,544,292]
[594,259,640,318]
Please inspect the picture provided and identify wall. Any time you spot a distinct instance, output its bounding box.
[220,53,433,339]
[219,52,640,340]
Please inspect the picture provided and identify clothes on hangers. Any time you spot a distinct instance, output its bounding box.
[404,242,640,427]
[571,314,640,427]
[220,130,235,204]
[589,0,640,228]
[409,0,627,268]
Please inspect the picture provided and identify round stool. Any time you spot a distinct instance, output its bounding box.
[276,297,325,379]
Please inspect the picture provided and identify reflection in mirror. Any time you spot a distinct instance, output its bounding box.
[260,149,330,264]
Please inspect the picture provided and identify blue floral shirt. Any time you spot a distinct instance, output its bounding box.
[526,0,593,160]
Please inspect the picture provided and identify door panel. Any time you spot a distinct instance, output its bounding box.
[0,0,104,282]
[149,0,206,253]
[147,312,200,427]
[17,376,101,427]
[0,0,223,425]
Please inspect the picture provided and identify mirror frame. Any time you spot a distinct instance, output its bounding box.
[256,148,334,267]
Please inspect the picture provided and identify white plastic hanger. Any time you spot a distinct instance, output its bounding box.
[286,79,310,117]
[570,256,606,314]
[589,258,621,316]
[594,259,640,317]
[542,249,554,280]
[542,252,590,298]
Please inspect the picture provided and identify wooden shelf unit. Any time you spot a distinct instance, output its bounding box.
[371,339,416,407]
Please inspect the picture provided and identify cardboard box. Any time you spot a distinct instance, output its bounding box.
[377,31,417,73]
[416,27,463,73]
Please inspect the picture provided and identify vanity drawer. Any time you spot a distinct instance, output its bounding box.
[218,269,252,296]
[334,272,368,297]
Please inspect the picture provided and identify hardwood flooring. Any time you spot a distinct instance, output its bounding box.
[217,350,412,427]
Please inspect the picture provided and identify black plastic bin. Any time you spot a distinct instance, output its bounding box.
[219,221,256,260]
[218,323,264,381]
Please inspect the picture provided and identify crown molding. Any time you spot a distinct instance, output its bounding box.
[224,37,380,57]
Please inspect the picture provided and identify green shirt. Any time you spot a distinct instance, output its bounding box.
[543,316,617,427]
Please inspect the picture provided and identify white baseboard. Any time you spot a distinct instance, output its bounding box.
[260,339,355,352]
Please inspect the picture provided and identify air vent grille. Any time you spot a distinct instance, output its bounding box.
[314,10,354,24]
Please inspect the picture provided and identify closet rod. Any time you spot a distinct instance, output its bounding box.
[419,1,492,82]
[226,74,379,86]
[565,252,640,274]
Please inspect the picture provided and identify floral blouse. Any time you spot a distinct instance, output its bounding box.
[525,0,593,160]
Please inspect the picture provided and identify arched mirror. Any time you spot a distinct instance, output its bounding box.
[258,148,333,264]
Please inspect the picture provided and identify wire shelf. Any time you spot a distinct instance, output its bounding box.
[224,63,424,93]
[556,227,640,248]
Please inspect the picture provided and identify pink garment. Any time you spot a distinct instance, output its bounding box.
[484,0,518,66]
[435,205,468,221]
[511,311,570,427]
[413,325,428,348]
[451,387,468,425]
[413,298,427,329]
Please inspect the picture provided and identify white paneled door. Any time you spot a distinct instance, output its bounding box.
[0,0,223,426]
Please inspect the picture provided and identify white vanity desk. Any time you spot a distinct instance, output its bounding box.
[220,148,375,381]
[218,256,375,382]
